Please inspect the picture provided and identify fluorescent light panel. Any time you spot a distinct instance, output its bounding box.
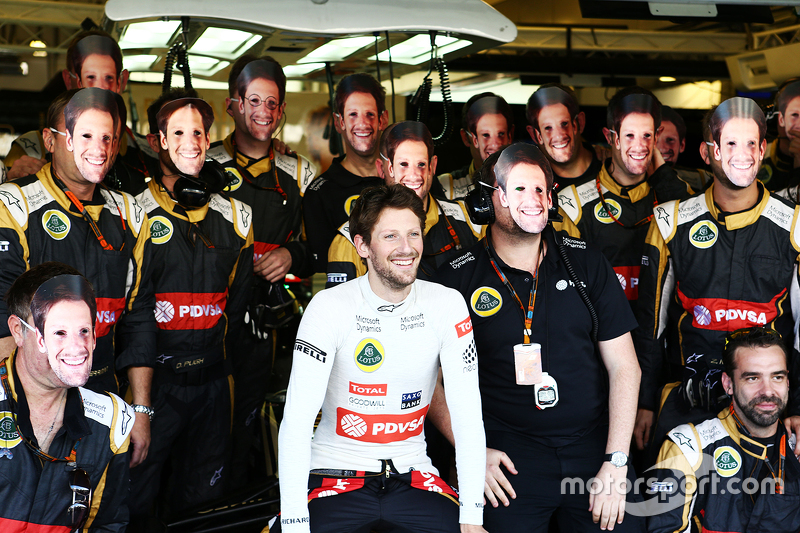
[370,35,471,65]
[189,27,262,60]
[298,36,375,63]
[283,62,326,77]
[186,55,230,77]
[118,21,180,49]
[123,54,158,72]
[128,71,228,90]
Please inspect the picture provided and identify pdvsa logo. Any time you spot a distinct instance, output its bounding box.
[149,216,173,245]
[470,287,502,317]
[689,220,718,249]
[155,301,175,323]
[336,407,427,443]
[693,305,712,326]
[42,209,70,240]
[180,304,223,317]
[594,199,622,224]
[354,338,385,372]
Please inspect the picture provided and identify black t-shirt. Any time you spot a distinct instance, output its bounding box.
[434,226,637,447]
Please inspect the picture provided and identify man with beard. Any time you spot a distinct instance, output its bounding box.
[526,83,602,192]
[434,143,644,532]
[4,30,158,192]
[0,263,133,532]
[436,93,515,200]
[657,106,712,192]
[129,91,254,528]
[327,121,481,286]
[635,97,800,463]
[554,88,691,452]
[647,327,800,533]
[0,88,155,467]
[304,73,387,273]
[206,55,315,486]
[276,184,486,533]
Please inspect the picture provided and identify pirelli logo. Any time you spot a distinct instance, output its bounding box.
[295,340,326,363]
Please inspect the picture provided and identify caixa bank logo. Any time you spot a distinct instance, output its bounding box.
[154,292,228,330]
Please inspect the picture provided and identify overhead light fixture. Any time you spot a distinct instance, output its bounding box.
[128,71,228,90]
[370,35,471,65]
[283,62,326,77]
[188,27,262,60]
[186,55,230,77]
[298,36,375,64]
[118,20,180,49]
[659,76,677,82]
[123,54,158,71]
[29,40,47,58]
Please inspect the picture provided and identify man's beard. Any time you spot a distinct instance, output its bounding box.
[734,387,786,428]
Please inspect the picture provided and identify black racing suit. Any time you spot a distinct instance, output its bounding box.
[0,163,156,395]
[0,353,133,532]
[302,156,382,273]
[129,180,254,520]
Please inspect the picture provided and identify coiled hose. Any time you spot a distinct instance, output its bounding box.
[162,41,193,93]
[411,53,453,146]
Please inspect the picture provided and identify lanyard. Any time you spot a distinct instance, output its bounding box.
[0,358,80,463]
[51,168,126,251]
[730,404,786,494]
[595,177,657,229]
[231,135,288,204]
[483,236,542,344]
[427,196,462,256]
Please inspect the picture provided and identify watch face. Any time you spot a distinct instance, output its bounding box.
[611,452,628,467]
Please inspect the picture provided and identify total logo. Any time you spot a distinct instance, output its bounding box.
[336,407,428,443]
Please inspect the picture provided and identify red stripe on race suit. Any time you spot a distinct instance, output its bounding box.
[676,285,785,332]
[95,297,126,338]
[410,470,459,499]
[612,266,639,301]
[154,291,228,330]
[0,517,71,532]
[336,406,429,444]
[254,242,279,263]
[308,476,366,501]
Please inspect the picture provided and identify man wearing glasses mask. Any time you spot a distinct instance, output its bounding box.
[0,262,133,532]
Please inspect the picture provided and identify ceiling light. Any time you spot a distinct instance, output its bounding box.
[659,76,677,82]
[128,71,228,90]
[186,55,230,77]
[123,54,158,71]
[188,27,262,60]
[298,36,375,63]
[370,35,471,65]
[283,62,326,77]
[118,21,180,49]
[29,40,46,49]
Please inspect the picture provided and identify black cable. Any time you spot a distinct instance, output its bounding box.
[552,229,599,344]
[385,31,396,123]
[374,33,381,83]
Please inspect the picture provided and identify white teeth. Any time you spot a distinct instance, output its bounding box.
[86,158,104,165]
[354,132,371,137]
[629,154,646,160]
[732,162,752,170]
[393,259,413,266]
[179,152,200,159]
[553,141,568,149]
[254,119,271,126]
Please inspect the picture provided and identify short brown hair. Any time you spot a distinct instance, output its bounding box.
[606,86,661,133]
[526,83,580,131]
[5,262,90,326]
[483,142,554,192]
[235,57,287,105]
[349,185,426,246]
[334,73,386,116]
[709,97,766,145]
[382,121,434,163]
[66,31,123,78]
[47,89,81,130]
[465,95,514,136]
[64,88,120,138]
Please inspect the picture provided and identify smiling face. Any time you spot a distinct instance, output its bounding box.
[657,120,685,165]
[723,345,788,434]
[160,105,210,177]
[499,162,552,235]
[34,300,95,389]
[66,108,115,185]
[713,117,765,189]
[532,103,580,164]
[78,54,123,93]
[355,207,423,295]
[238,77,283,142]
[779,96,800,139]
[385,140,437,207]
[337,92,387,158]
[611,112,656,180]
[471,113,512,162]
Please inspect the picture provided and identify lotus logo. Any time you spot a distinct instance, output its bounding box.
[149,216,173,245]
[594,199,622,224]
[689,221,718,249]
[354,338,385,372]
[470,287,503,317]
[42,210,70,240]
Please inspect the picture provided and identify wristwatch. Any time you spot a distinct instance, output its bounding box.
[604,451,628,468]
[132,404,155,422]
